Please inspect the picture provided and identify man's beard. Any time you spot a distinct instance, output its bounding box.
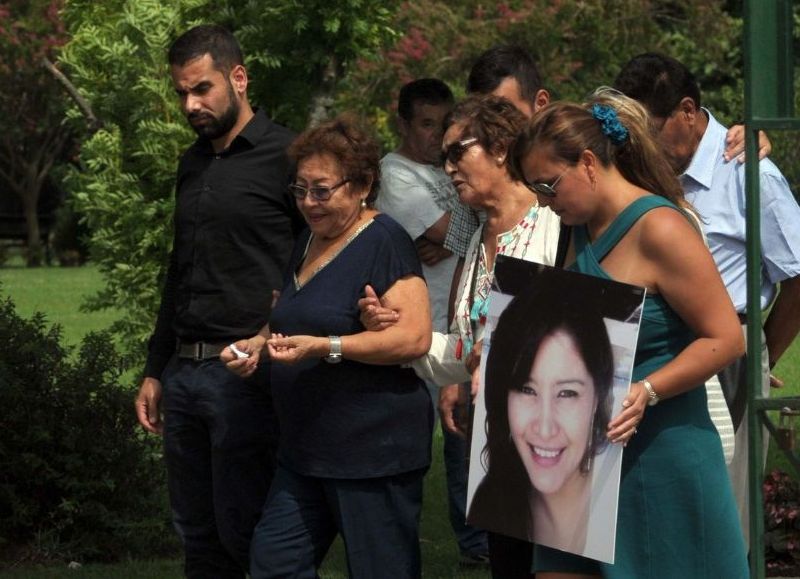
[187,83,240,141]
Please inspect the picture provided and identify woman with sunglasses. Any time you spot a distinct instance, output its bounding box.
[406,95,562,390]
[513,90,747,577]
[223,115,434,578]
[359,94,562,578]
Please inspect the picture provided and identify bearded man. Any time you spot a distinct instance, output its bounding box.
[134,24,301,578]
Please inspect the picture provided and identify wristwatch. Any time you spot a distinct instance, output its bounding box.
[325,336,342,364]
[641,379,660,406]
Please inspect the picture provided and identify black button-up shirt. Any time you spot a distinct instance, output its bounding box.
[144,109,302,379]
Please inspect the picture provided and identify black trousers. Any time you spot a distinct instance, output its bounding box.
[489,532,534,579]
[162,357,278,579]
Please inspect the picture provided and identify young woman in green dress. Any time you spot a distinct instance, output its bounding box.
[512,89,748,579]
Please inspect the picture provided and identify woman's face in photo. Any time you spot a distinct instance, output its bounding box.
[507,329,598,496]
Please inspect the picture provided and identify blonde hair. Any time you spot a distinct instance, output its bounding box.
[512,87,686,207]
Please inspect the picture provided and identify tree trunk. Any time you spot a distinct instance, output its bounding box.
[21,183,43,267]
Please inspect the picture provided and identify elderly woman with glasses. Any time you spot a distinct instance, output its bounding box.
[222,115,433,579]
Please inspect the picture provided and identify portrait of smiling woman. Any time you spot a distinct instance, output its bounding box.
[467,270,616,556]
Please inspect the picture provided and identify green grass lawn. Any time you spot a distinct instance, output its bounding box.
[1,263,798,578]
[0,263,119,348]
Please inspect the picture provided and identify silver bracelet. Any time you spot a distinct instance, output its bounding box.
[324,335,342,364]
[641,379,660,406]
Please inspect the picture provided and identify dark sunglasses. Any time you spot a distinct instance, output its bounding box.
[289,179,350,202]
[441,137,479,166]
[525,168,570,198]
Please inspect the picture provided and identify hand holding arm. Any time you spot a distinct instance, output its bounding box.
[358,283,399,331]
[415,212,453,266]
[275,275,432,366]
[724,125,771,162]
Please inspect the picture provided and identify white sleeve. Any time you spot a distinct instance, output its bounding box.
[410,332,471,386]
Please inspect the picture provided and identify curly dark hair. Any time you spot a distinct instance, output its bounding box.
[446,94,529,161]
[288,114,381,205]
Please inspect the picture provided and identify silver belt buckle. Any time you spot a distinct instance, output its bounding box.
[193,342,204,361]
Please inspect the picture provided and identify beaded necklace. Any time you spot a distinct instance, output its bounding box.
[456,203,540,359]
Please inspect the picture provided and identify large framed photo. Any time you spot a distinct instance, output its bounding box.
[466,256,646,564]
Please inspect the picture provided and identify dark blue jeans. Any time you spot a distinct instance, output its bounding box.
[250,465,426,579]
[162,357,278,579]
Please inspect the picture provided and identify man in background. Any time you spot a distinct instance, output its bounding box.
[614,52,800,546]
[376,77,490,568]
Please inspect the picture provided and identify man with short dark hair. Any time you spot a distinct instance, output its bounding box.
[380,78,458,333]
[376,77,490,568]
[465,44,549,118]
[614,52,800,546]
[134,24,300,577]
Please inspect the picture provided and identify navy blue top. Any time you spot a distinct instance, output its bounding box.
[269,213,433,478]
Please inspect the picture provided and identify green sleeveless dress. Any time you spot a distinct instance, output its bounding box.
[533,196,748,578]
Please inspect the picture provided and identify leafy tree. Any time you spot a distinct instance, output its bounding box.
[59,0,204,362]
[0,0,71,266]
[337,0,748,149]
[223,0,398,129]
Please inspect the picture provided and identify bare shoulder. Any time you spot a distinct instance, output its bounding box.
[637,206,704,261]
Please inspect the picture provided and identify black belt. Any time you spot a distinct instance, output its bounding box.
[176,340,228,361]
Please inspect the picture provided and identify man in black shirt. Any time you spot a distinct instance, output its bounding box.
[134,25,300,578]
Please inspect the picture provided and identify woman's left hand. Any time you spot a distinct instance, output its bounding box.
[607,381,649,445]
[358,284,399,331]
[267,333,327,364]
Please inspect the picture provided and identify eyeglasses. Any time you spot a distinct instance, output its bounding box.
[289,179,350,202]
[441,137,479,166]
[525,167,570,198]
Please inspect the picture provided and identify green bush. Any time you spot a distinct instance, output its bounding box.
[0,294,176,564]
